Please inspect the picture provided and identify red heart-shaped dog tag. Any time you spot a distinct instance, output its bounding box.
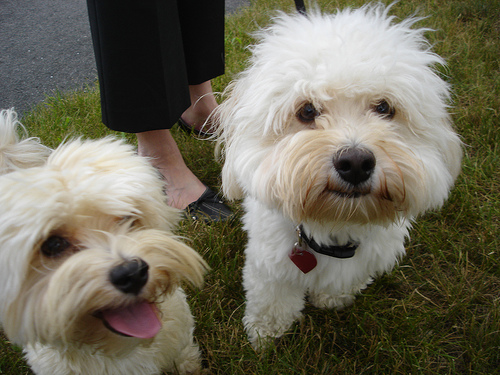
[289,244,317,274]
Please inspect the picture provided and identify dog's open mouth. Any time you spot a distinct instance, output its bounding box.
[97,301,161,339]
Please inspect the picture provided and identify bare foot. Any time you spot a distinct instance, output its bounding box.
[137,129,205,210]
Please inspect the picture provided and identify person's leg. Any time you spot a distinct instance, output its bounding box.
[137,130,205,210]
[180,81,219,133]
[87,0,190,132]
[88,0,204,209]
[88,0,230,218]
[178,0,225,84]
[177,0,224,132]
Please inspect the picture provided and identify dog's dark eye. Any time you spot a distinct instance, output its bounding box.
[373,100,395,119]
[41,236,71,257]
[297,103,320,123]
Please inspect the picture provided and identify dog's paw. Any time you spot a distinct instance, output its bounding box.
[309,278,373,310]
[244,313,304,350]
[247,326,290,351]
[175,348,202,375]
[248,330,276,351]
[308,292,356,310]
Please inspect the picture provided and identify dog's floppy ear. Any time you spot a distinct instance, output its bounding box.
[0,109,51,174]
[215,137,245,200]
[220,161,245,200]
[212,97,246,201]
[439,118,463,184]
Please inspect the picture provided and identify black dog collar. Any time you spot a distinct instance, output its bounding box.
[297,225,359,259]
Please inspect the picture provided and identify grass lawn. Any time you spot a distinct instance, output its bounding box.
[1,0,499,373]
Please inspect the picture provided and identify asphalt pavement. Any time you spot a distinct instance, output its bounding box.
[0,0,250,116]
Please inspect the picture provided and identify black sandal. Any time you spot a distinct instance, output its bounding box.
[185,186,233,222]
[178,117,214,138]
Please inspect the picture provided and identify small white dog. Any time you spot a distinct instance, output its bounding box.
[0,109,208,374]
[214,4,462,348]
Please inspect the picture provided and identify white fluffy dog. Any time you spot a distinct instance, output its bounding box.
[0,109,208,374]
[214,4,462,348]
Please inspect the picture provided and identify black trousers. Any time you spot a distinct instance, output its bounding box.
[87,0,225,133]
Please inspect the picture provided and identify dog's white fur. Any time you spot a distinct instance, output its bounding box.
[0,109,51,173]
[214,4,462,348]
[0,109,208,374]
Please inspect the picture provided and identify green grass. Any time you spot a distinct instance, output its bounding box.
[2,0,499,373]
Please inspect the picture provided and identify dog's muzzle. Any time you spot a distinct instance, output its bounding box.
[333,148,376,185]
[109,258,149,295]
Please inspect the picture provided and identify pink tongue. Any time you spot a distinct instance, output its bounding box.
[101,301,161,339]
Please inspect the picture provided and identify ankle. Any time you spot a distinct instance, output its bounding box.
[181,81,218,127]
[136,130,206,209]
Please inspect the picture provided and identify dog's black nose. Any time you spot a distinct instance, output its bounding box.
[333,148,376,185]
[109,258,149,295]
